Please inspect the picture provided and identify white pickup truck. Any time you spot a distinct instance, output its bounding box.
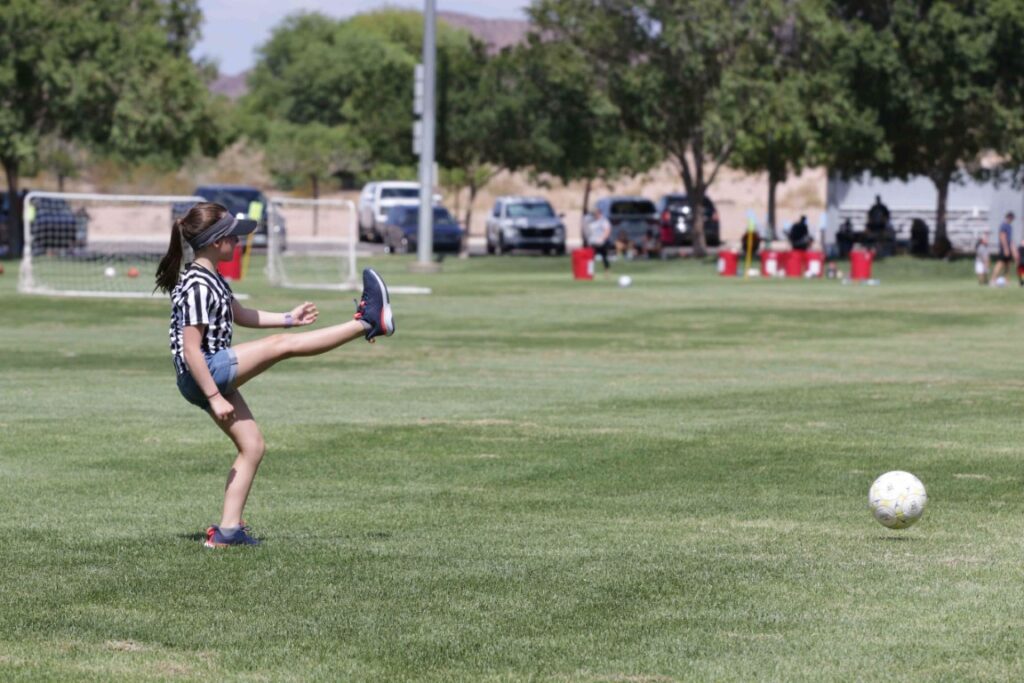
[358,181,440,243]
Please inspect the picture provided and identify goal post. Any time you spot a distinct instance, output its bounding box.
[18,191,204,298]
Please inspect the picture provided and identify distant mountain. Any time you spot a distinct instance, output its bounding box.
[438,11,530,53]
[207,11,531,100]
[209,72,248,100]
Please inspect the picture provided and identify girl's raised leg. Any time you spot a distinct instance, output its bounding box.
[230,319,367,389]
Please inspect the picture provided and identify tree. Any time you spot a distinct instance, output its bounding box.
[245,10,474,172]
[827,0,1024,256]
[728,2,834,239]
[436,37,502,239]
[265,121,369,234]
[531,0,782,255]
[0,0,225,249]
[37,137,88,193]
[491,37,659,226]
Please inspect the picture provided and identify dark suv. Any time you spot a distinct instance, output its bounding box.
[28,196,89,255]
[381,205,463,254]
[175,185,285,249]
[589,197,659,250]
[655,194,721,247]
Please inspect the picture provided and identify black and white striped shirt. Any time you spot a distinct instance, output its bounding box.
[169,263,234,375]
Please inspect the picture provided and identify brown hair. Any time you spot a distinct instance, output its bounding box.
[154,202,229,293]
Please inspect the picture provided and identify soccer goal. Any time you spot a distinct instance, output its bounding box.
[18,191,204,298]
[265,197,360,291]
[266,197,431,294]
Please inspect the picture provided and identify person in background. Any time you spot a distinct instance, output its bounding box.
[787,215,812,250]
[1016,238,1024,286]
[641,228,662,259]
[614,228,633,260]
[865,195,890,253]
[836,217,854,259]
[975,233,990,285]
[587,207,612,271]
[990,212,1016,287]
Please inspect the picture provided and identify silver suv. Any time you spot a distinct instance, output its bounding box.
[485,196,566,255]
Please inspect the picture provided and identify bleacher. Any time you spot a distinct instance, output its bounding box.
[836,206,990,253]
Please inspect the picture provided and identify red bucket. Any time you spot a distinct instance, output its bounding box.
[717,250,738,277]
[217,245,243,280]
[850,250,873,280]
[572,247,594,280]
[784,250,805,278]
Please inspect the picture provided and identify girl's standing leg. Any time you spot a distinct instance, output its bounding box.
[211,391,265,529]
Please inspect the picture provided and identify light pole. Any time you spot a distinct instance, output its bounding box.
[413,0,438,271]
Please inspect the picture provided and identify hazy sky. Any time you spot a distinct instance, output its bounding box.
[194,0,532,75]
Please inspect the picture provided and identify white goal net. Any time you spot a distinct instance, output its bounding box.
[18,191,204,298]
[266,197,360,291]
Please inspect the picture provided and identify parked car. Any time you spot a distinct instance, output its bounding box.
[485,196,566,255]
[588,196,659,251]
[0,190,28,256]
[380,205,463,254]
[29,196,88,255]
[655,193,721,247]
[174,185,285,250]
[358,181,440,243]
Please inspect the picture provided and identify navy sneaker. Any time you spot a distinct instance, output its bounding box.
[353,267,395,342]
[204,524,260,548]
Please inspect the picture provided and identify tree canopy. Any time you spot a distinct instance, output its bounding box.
[825,0,1024,255]
[0,0,227,242]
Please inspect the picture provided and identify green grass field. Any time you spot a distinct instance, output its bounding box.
[3,254,1024,682]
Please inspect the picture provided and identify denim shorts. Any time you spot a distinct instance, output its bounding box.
[176,348,239,410]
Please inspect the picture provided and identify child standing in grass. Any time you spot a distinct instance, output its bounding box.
[975,233,990,285]
[155,202,395,547]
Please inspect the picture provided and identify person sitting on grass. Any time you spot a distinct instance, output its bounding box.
[154,202,395,548]
[615,229,634,260]
[641,228,661,259]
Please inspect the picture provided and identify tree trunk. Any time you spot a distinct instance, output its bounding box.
[767,167,779,241]
[691,134,707,257]
[932,173,952,258]
[581,177,592,245]
[58,173,66,193]
[311,174,320,237]
[463,184,476,235]
[3,159,21,257]
[462,182,478,256]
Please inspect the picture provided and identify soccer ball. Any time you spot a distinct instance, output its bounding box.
[618,275,632,288]
[868,471,927,529]
[104,266,117,278]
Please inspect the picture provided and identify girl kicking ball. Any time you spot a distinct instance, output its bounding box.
[155,202,394,547]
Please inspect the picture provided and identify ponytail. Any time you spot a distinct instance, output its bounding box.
[155,219,185,293]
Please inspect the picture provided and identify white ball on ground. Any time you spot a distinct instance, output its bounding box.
[868,470,927,529]
[618,275,632,288]
[104,266,117,278]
